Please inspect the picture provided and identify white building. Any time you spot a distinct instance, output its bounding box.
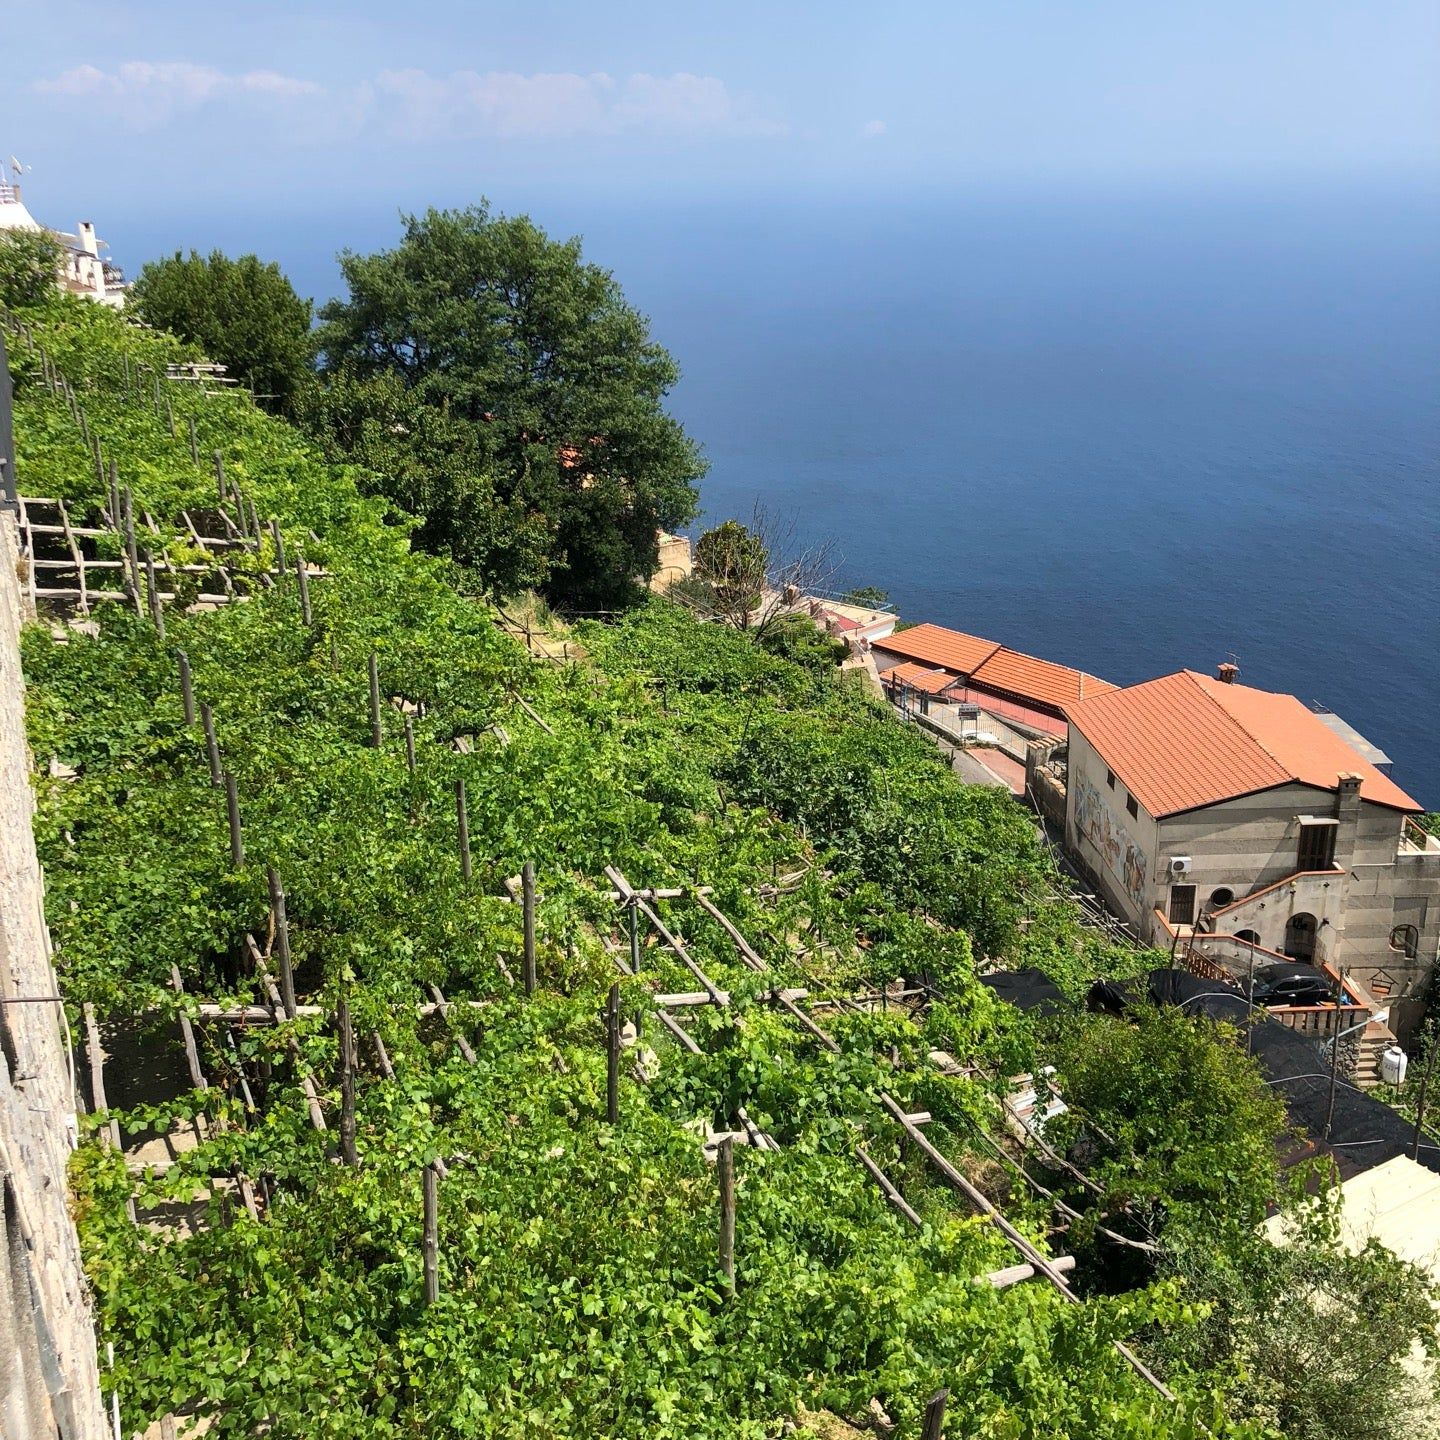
[0,162,127,308]
[1064,666,1440,1042]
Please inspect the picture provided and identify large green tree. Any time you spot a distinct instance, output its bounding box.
[0,229,63,308]
[131,250,313,413]
[313,204,703,608]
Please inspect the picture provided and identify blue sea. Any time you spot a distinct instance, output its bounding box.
[114,180,1440,804]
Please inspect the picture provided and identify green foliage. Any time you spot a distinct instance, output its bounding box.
[131,249,314,412]
[8,296,1328,1440]
[1159,1206,1440,1440]
[313,203,703,608]
[693,518,768,623]
[0,227,63,307]
[840,586,890,609]
[757,613,848,675]
[1044,1006,1289,1244]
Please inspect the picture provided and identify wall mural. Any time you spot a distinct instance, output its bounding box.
[1074,775,1147,909]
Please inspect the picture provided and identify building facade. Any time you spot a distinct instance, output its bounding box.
[1065,668,1440,1042]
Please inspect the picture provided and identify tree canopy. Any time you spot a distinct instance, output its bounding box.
[131,250,314,413]
[0,229,63,309]
[313,204,703,608]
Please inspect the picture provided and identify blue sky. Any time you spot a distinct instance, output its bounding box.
[4,0,1437,230]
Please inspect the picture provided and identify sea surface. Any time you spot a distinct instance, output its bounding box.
[114,181,1440,804]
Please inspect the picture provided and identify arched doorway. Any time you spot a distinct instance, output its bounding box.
[1283,913,1318,962]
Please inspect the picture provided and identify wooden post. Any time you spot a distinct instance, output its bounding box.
[268,868,298,1020]
[121,486,142,617]
[188,416,199,466]
[223,772,244,868]
[165,392,175,437]
[404,715,416,774]
[296,552,313,626]
[920,1388,949,1440]
[177,650,195,725]
[718,1134,736,1293]
[422,1163,440,1306]
[82,1004,124,1153]
[628,896,641,975]
[269,516,287,577]
[368,651,382,748]
[372,1031,396,1081]
[522,861,537,996]
[337,994,358,1168]
[1323,966,1346,1143]
[144,551,165,638]
[455,779,472,882]
[1412,1038,1437,1162]
[606,983,620,1124]
[201,703,222,785]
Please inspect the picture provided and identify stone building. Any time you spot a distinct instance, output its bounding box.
[1064,665,1440,1042]
[0,163,128,309]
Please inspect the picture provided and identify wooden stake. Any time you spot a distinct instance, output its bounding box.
[268,868,297,1019]
[143,551,165,638]
[169,966,209,1093]
[368,651,382,748]
[455,779,472,881]
[223,772,244,868]
[201,703,222,785]
[165,393,175,437]
[189,416,199,466]
[372,1031,396,1081]
[606,983,620,1124]
[269,516,287,577]
[338,994,358,1168]
[177,649,195,725]
[213,451,226,504]
[403,715,416,773]
[296,551,312,625]
[121,486,142,617]
[628,897,641,975]
[522,861,537,996]
[422,1163,440,1306]
[920,1389,949,1440]
[83,1003,123,1153]
[718,1134,736,1293]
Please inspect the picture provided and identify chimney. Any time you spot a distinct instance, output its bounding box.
[1217,662,1239,684]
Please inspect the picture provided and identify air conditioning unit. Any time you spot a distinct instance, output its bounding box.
[1168,856,1192,877]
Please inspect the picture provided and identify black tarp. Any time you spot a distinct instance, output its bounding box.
[979,968,1071,1017]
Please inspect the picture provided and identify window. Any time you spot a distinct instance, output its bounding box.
[1297,821,1337,872]
[1209,887,1235,909]
[1126,795,1139,820]
[1235,929,1261,946]
[1105,769,1115,790]
[1390,924,1419,959]
[1169,884,1197,926]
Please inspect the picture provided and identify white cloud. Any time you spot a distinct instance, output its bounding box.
[370,68,784,140]
[31,61,782,143]
[33,62,324,126]
[860,119,887,138]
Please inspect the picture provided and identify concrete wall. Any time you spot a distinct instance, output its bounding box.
[1066,714,1440,1037]
[0,511,105,1439]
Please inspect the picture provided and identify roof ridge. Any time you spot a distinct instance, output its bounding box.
[1183,670,1297,784]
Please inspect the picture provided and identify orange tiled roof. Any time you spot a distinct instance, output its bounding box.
[885,662,955,696]
[1067,670,1420,817]
[971,647,1116,712]
[879,624,1113,712]
[878,624,1001,676]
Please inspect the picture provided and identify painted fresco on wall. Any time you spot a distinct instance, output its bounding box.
[1074,776,1147,909]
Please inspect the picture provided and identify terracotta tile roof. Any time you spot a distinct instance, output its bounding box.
[884,661,955,696]
[877,624,1114,713]
[1067,670,1420,817]
[970,648,1116,712]
[876,624,1001,676]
